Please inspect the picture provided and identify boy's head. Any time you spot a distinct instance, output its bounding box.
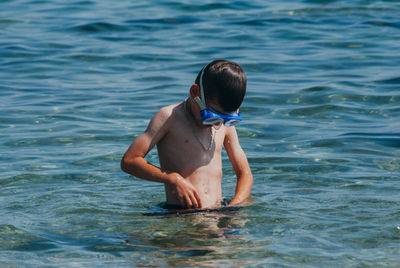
[195,60,246,113]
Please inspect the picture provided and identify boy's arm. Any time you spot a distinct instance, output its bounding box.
[121,107,202,208]
[224,126,253,206]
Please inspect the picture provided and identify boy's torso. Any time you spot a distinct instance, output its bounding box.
[156,102,228,208]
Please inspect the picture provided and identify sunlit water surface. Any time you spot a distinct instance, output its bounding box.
[0,0,399,266]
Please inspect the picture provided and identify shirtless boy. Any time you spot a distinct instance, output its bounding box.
[121,60,253,209]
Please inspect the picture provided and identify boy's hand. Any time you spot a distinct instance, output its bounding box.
[167,173,202,209]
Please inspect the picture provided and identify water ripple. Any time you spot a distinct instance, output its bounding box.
[68,22,129,33]
[1,0,400,266]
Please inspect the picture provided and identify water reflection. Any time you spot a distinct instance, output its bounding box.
[125,210,260,266]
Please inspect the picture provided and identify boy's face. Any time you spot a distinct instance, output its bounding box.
[190,83,241,127]
[204,96,242,127]
[204,99,225,127]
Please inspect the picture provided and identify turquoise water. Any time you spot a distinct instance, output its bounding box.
[1,0,399,266]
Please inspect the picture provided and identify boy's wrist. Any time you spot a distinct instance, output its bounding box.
[161,171,179,185]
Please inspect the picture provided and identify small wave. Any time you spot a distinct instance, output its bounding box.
[171,2,254,12]
[374,76,400,84]
[0,19,19,25]
[230,17,315,26]
[68,22,129,33]
[0,224,56,251]
[123,53,177,62]
[229,19,266,26]
[311,41,371,49]
[125,16,199,25]
[0,173,102,187]
[0,45,41,60]
[364,20,400,29]
[72,154,121,167]
[371,138,400,148]
[62,54,115,62]
[301,86,333,92]
[340,133,400,148]
[4,134,134,147]
[0,174,48,187]
[288,104,340,117]
[341,132,400,137]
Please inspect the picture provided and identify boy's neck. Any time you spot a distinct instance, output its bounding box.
[185,98,205,129]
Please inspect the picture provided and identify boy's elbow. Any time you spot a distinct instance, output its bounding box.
[120,155,134,174]
[120,154,145,176]
[120,156,128,173]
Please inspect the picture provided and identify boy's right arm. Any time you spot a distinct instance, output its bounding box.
[120,107,202,208]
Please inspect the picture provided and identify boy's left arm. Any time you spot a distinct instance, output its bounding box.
[224,126,253,206]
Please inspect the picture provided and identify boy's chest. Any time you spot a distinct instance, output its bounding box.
[158,122,225,179]
[157,120,226,167]
[169,120,225,152]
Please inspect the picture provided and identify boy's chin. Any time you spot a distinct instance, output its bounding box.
[201,122,223,129]
[211,123,223,130]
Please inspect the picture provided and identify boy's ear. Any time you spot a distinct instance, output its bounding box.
[190,84,200,98]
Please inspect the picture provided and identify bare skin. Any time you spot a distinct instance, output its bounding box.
[121,84,253,209]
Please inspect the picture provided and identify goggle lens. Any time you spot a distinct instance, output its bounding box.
[224,119,240,127]
[200,108,241,126]
[202,117,223,125]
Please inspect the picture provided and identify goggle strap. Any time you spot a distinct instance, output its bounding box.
[194,96,206,110]
[199,65,207,108]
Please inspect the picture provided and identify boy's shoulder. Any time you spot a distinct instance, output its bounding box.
[159,102,180,113]
[145,102,182,136]
[152,102,183,125]
[156,102,181,117]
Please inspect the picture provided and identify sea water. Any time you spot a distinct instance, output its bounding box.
[0,0,399,266]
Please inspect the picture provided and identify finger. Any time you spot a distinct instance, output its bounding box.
[184,195,192,209]
[189,192,198,208]
[192,190,202,208]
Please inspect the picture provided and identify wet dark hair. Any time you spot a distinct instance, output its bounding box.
[195,59,246,113]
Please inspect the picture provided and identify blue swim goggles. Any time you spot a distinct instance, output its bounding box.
[194,65,242,127]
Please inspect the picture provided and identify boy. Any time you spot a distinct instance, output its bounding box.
[121,60,253,209]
